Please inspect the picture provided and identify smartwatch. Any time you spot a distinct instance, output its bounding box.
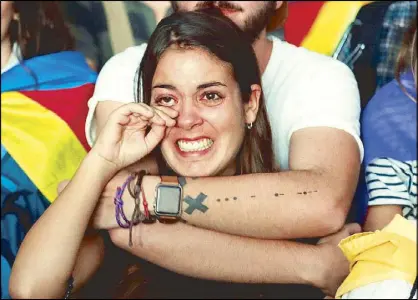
[153,176,183,222]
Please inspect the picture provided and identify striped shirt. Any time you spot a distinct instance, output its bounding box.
[366,157,417,220]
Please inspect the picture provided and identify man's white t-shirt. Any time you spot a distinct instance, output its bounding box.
[85,36,364,170]
[1,43,21,74]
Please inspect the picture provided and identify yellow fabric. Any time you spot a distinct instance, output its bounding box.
[1,91,87,202]
[335,215,417,298]
[301,1,374,56]
[382,214,416,243]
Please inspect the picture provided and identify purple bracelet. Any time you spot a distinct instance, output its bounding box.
[114,175,135,228]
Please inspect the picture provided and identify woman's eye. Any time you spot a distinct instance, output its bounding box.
[202,92,222,102]
[156,96,176,107]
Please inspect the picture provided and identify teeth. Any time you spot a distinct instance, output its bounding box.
[177,138,214,152]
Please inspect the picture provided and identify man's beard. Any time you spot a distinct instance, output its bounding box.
[193,1,277,43]
[241,2,276,43]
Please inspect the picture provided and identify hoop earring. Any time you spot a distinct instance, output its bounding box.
[246,122,253,130]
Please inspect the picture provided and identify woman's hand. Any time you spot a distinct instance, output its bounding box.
[91,103,177,171]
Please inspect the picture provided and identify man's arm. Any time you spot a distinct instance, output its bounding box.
[112,126,359,239]
[93,111,361,238]
[93,100,360,240]
[109,222,360,295]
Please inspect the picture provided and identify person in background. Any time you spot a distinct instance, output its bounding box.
[334,24,417,298]
[1,1,97,299]
[60,1,172,71]
[362,20,416,231]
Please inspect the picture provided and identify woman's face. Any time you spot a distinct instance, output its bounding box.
[1,1,14,43]
[150,46,258,177]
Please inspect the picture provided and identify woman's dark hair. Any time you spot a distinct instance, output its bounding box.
[136,8,275,175]
[395,18,416,101]
[10,1,74,60]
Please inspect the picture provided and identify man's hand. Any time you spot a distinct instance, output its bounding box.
[316,223,362,297]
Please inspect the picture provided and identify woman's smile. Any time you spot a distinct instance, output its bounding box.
[176,137,214,153]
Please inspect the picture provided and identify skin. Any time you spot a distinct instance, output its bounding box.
[152,46,258,176]
[10,1,362,298]
[1,1,14,69]
[363,205,403,232]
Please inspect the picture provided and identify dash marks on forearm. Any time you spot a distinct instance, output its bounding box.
[296,190,318,195]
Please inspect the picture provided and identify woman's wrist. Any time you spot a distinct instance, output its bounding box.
[85,149,120,180]
[140,175,161,215]
[120,174,161,218]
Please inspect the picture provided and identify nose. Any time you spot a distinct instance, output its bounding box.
[176,100,203,130]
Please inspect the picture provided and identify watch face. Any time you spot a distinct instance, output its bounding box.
[156,184,182,216]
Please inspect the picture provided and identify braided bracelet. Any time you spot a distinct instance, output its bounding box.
[114,174,137,228]
[128,170,147,247]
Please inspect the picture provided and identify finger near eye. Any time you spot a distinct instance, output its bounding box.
[149,111,166,126]
[154,109,176,127]
[153,106,179,118]
[122,103,154,118]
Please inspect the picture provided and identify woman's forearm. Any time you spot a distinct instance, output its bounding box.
[109,222,328,287]
[10,152,116,298]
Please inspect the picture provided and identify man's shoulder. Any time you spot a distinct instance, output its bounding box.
[105,43,148,67]
[268,36,355,87]
[91,43,148,102]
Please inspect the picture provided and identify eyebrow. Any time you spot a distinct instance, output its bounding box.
[152,81,227,90]
[197,81,227,89]
[152,84,176,90]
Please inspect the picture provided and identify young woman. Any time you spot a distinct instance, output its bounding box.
[1,1,96,299]
[9,8,273,299]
